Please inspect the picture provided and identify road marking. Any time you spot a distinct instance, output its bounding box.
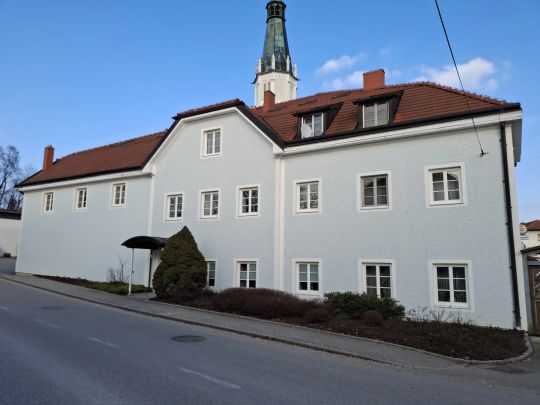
[88,337,118,348]
[46,323,60,329]
[34,318,45,324]
[0,305,16,313]
[179,367,241,390]
[0,306,8,311]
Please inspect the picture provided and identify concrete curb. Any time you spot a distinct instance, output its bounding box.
[2,275,533,367]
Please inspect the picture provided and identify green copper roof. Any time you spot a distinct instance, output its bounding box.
[260,1,292,74]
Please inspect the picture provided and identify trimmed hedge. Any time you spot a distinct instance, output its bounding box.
[212,288,318,319]
[325,292,405,320]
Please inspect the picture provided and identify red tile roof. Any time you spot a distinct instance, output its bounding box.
[19,82,519,187]
[525,220,540,232]
[20,131,166,186]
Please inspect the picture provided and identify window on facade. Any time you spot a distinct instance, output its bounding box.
[430,167,462,204]
[43,192,54,213]
[201,191,219,218]
[361,175,388,208]
[207,261,216,287]
[298,262,319,292]
[363,101,389,128]
[75,188,87,210]
[203,129,221,157]
[301,113,324,138]
[239,262,257,288]
[166,194,183,220]
[112,183,126,207]
[239,186,259,216]
[296,181,319,212]
[537,233,540,242]
[364,264,392,298]
[435,265,468,305]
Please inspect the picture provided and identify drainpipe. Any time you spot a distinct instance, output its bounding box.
[500,122,521,328]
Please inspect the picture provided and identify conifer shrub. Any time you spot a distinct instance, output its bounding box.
[152,226,207,301]
[324,292,405,320]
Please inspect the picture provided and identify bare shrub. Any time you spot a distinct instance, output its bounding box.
[303,306,332,323]
[406,306,475,326]
[362,310,385,327]
[106,256,128,283]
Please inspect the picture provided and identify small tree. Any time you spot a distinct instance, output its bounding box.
[152,226,207,301]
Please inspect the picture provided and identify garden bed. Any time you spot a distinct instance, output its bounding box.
[36,275,152,295]
[154,288,527,361]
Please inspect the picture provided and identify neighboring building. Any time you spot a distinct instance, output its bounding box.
[16,1,530,330]
[521,220,540,249]
[0,209,21,257]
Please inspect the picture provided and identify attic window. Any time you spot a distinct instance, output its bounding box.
[301,113,324,138]
[363,101,389,128]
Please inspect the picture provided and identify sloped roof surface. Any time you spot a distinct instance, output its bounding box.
[19,82,518,187]
[525,220,540,232]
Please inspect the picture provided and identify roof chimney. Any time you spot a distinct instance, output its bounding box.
[42,145,54,171]
[363,69,385,90]
[263,90,276,112]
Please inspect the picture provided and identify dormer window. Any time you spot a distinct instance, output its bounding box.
[363,101,389,128]
[301,113,324,138]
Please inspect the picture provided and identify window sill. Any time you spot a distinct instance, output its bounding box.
[428,201,464,208]
[434,302,470,310]
[358,205,390,211]
[295,209,321,215]
[165,217,183,223]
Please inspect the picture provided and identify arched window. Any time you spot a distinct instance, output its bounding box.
[270,5,275,16]
[275,6,281,16]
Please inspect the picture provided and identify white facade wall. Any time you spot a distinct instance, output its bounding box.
[16,175,152,285]
[149,110,277,289]
[0,217,20,256]
[522,230,540,249]
[281,126,515,328]
[255,71,297,107]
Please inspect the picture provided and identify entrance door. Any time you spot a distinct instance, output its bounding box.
[530,267,540,334]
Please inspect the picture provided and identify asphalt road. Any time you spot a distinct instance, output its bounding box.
[0,279,538,405]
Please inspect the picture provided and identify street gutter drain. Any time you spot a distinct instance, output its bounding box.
[41,306,65,310]
[171,335,206,342]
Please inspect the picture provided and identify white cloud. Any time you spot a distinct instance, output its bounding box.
[322,70,364,90]
[414,57,498,91]
[317,54,365,75]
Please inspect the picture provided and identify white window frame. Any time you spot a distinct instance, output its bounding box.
[301,113,325,138]
[201,127,222,158]
[236,185,260,218]
[425,163,466,207]
[74,187,88,211]
[42,192,54,214]
[206,260,217,288]
[357,171,392,211]
[164,192,184,222]
[111,183,126,208]
[293,178,322,214]
[359,260,396,299]
[235,259,258,289]
[428,260,473,310]
[294,259,322,296]
[199,188,220,219]
[362,101,389,128]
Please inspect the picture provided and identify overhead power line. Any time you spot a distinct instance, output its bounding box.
[434,0,488,157]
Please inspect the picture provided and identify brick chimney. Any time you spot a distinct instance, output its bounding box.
[363,69,385,90]
[42,145,54,171]
[263,90,276,112]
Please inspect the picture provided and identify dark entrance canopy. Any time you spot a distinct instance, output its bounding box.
[122,236,168,250]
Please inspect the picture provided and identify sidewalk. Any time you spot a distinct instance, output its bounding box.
[0,273,528,369]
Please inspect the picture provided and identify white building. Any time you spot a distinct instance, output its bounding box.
[0,209,21,257]
[521,220,540,249]
[16,1,531,331]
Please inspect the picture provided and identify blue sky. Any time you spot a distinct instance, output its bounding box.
[0,0,538,219]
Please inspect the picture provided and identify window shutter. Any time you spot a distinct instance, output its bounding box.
[364,104,376,127]
[376,102,389,125]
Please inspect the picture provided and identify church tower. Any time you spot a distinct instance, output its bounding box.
[254,1,298,107]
